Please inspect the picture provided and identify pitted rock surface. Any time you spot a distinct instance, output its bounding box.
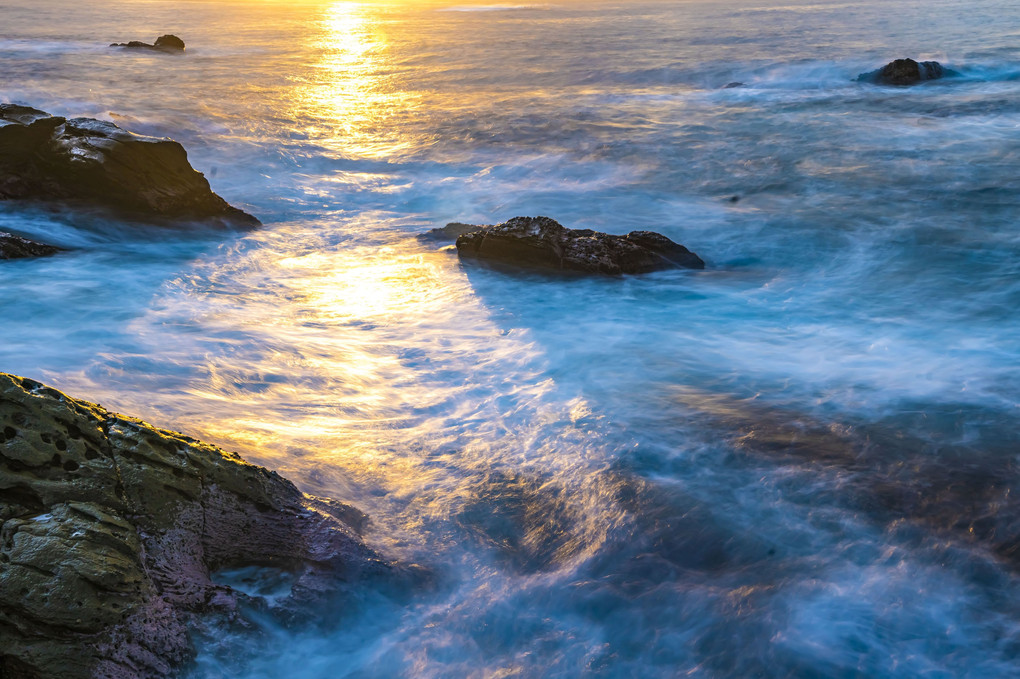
[455,216,704,275]
[0,373,389,678]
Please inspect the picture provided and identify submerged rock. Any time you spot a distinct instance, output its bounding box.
[856,58,955,86]
[0,231,62,259]
[110,34,185,52]
[0,373,394,678]
[0,103,258,226]
[455,216,704,275]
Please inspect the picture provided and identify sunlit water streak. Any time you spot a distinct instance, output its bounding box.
[3,0,1020,676]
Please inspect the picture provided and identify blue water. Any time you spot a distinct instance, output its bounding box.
[3,0,1020,676]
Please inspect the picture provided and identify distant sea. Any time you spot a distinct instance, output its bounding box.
[3,0,1020,676]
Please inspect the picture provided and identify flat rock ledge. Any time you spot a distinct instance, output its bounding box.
[0,104,258,226]
[857,58,956,86]
[0,373,393,678]
[454,216,705,275]
[0,232,62,260]
[110,35,185,53]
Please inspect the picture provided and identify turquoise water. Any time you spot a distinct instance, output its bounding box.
[3,0,1020,675]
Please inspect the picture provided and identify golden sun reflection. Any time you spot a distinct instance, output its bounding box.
[294,1,422,158]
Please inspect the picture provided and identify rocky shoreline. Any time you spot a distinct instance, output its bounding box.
[0,374,403,678]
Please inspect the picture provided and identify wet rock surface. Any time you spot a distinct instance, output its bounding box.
[857,58,955,86]
[455,216,704,275]
[110,34,185,52]
[0,232,62,260]
[0,373,392,678]
[0,104,258,226]
[419,222,489,242]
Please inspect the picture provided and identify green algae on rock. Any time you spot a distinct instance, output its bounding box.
[0,373,391,678]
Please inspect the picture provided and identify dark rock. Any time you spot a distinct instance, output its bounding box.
[0,104,258,226]
[419,222,489,242]
[455,216,704,275]
[723,82,744,89]
[110,34,185,52]
[0,373,397,678]
[0,231,62,259]
[857,58,956,86]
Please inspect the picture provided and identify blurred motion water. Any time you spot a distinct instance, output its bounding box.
[3,0,1020,676]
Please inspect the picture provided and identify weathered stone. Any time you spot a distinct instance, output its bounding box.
[455,216,704,275]
[0,104,258,226]
[110,34,185,52]
[0,232,62,260]
[856,58,956,86]
[419,222,489,241]
[0,373,394,678]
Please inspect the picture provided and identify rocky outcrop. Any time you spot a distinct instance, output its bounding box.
[110,35,185,53]
[857,58,955,86]
[0,373,393,678]
[455,216,704,275]
[0,104,258,226]
[0,232,62,260]
[419,222,490,242]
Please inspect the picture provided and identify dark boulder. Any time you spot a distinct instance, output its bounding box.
[857,58,956,86]
[419,221,489,242]
[0,373,404,678]
[110,34,185,52]
[0,231,63,259]
[455,216,704,275]
[0,104,258,226]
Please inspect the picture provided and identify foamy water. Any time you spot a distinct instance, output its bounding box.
[3,0,1020,676]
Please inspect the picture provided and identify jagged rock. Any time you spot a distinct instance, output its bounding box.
[0,232,62,260]
[856,58,956,86]
[419,222,489,242]
[0,373,396,678]
[455,216,704,275]
[110,34,185,52]
[0,104,258,226]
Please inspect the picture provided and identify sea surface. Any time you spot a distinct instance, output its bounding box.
[3,0,1020,676]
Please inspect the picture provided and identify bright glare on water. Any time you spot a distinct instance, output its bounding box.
[3,0,1020,676]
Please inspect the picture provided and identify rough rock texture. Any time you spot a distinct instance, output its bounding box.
[0,104,258,226]
[419,222,490,242]
[455,216,705,275]
[0,373,390,678]
[0,232,62,260]
[110,35,185,52]
[857,58,954,86]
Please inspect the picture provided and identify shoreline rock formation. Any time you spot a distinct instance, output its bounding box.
[0,373,394,678]
[110,35,185,53]
[0,104,259,227]
[857,58,956,86]
[454,216,705,275]
[0,232,62,260]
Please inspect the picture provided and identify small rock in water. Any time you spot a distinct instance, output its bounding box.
[110,34,185,52]
[856,58,955,86]
[723,81,744,89]
[0,231,63,259]
[455,215,704,275]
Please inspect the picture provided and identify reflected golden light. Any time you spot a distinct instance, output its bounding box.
[293,1,423,158]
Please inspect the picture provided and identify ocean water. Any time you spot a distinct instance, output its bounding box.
[3,0,1020,675]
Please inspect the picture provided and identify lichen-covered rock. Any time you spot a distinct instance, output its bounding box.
[110,34,185,52]
[0,373,391,678]
[0,104,258,226]
[856,58,956,86]
[0,232,62,260]
[455,216,704,275]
